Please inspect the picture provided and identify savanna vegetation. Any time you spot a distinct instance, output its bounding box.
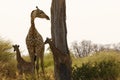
[0,37,120,80]
[72,51,120,80]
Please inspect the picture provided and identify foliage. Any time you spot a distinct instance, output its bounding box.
[72,51,120,80]
[0,38,17,79]
[44,54,54,69]
[0,39,13,62]
[1,36,120,80]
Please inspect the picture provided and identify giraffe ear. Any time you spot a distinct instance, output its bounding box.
[46,37,49,40]
[36,6,38,9]
[48,38,52,41]
[17,45,19,47]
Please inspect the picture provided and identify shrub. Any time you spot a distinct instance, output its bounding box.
[0,38,17,79]
[72,51,120,80]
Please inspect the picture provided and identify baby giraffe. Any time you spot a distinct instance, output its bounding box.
[13,44,34,75]
[44,38,72,79]
[44,38,71,64]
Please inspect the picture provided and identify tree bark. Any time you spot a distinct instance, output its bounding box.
[51,0,72,80]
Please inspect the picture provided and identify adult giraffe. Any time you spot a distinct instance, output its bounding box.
[26,6,50,74]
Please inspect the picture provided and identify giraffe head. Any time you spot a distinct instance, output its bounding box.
[31,6,50,20]
[45,37,52,44]
[12,44,19,52]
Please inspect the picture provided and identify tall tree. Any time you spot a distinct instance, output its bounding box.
[50,0,72,80]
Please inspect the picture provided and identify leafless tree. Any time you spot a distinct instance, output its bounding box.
[71,40,94,57]
[113,43,120,51]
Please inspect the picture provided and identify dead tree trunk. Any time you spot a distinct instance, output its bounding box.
[51,0,72,80]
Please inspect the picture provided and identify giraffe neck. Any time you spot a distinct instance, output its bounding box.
[47,40,56,52]
[31,17,35,27]
[29,17,37,35]
[15,48,23,63]
[47,40,67,56]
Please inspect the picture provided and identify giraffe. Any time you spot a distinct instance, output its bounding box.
[26,6,50,74]
[12,44,34,75]
[44,38,70,62]
[44,38,72,79]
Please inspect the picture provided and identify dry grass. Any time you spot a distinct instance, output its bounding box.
[0,37,120,80]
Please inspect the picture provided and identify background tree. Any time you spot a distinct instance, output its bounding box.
[70,40,120,58]
[71,41,82,57]
[71,40,93,57]
[113,43,120,51]
[80,40,92,57]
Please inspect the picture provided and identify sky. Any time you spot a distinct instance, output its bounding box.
[0,0,120,55]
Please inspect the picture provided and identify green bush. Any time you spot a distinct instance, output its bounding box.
[72,51,120,80]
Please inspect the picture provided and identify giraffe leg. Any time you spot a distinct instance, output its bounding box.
[36,44,44,74]
[41,47,45,74]
[27,46,35,62]
[38,47,44,74]
[36,56,39,74]
[27,46,36,73]
[40,55,44,74]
